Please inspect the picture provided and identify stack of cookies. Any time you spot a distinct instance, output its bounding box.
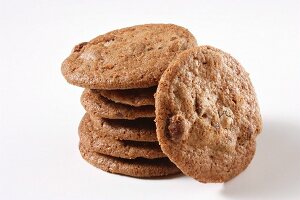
[61,24,198,177]
[62,24,262,182]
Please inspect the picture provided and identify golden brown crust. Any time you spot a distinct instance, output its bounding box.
[155,46,262,183]
[61,24,197,89]
[81,89,155,119]
[79,144,181,178]
[79,114,164,159]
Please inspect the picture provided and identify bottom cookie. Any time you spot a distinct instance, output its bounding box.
[79,144,181,178]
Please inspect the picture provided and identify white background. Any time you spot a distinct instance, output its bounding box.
[0,0,300,199]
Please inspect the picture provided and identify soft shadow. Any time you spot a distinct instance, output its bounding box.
[140,173,184,181]
[222,119,300,200]
[106,171,183,181]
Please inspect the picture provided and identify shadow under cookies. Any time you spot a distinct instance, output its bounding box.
[221,118,300,200]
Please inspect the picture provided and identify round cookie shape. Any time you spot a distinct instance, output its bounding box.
[98,86,156,107]
[79,114,164,159]
[79,144,181,178]
[155,46,262,183]
[91,116,157,142]
[81,89,155,119]
[61,24,197,89]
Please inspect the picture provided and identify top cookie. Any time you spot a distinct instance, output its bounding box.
[61,24,197,89]
[155,46,262,183]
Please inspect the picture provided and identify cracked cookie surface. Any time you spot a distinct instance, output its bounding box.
[61,24,197,89]
[155,46,262,183]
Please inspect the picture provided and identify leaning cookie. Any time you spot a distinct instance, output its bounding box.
[155,46,262,183]
[98,86,156,107]
[81,89,155,119]
[79,114,165,159]
[79,144,181,178]
[61,24,197,89]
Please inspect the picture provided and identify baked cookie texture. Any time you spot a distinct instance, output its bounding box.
[98,86,156,107]
[155,45,262,183]
[79,144,181,178]
[61,24,197,89]
[91,116,157,142]
[79,114,165,159]
[61,23,263,181]
[81,89,155,119]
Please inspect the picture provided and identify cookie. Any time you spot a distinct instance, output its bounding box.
[155,46,262,183]
[79,144,180,177]
[98,86,156,107]
[61,24,197,89]
[79,113,165,159]
[81,89,155,119]
[91,116,157,142]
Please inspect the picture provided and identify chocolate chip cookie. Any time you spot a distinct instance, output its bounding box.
[90,116,157,142]
[81,89,155,119]
[98,86,156,107]
[61,24,197,89]
[79,114,164,159]
[79,144,181,177]
[155,46,262,183]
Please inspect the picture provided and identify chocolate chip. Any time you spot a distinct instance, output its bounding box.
[167,115,185,141]
[195,95,202,116]
[72,42,88,53]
